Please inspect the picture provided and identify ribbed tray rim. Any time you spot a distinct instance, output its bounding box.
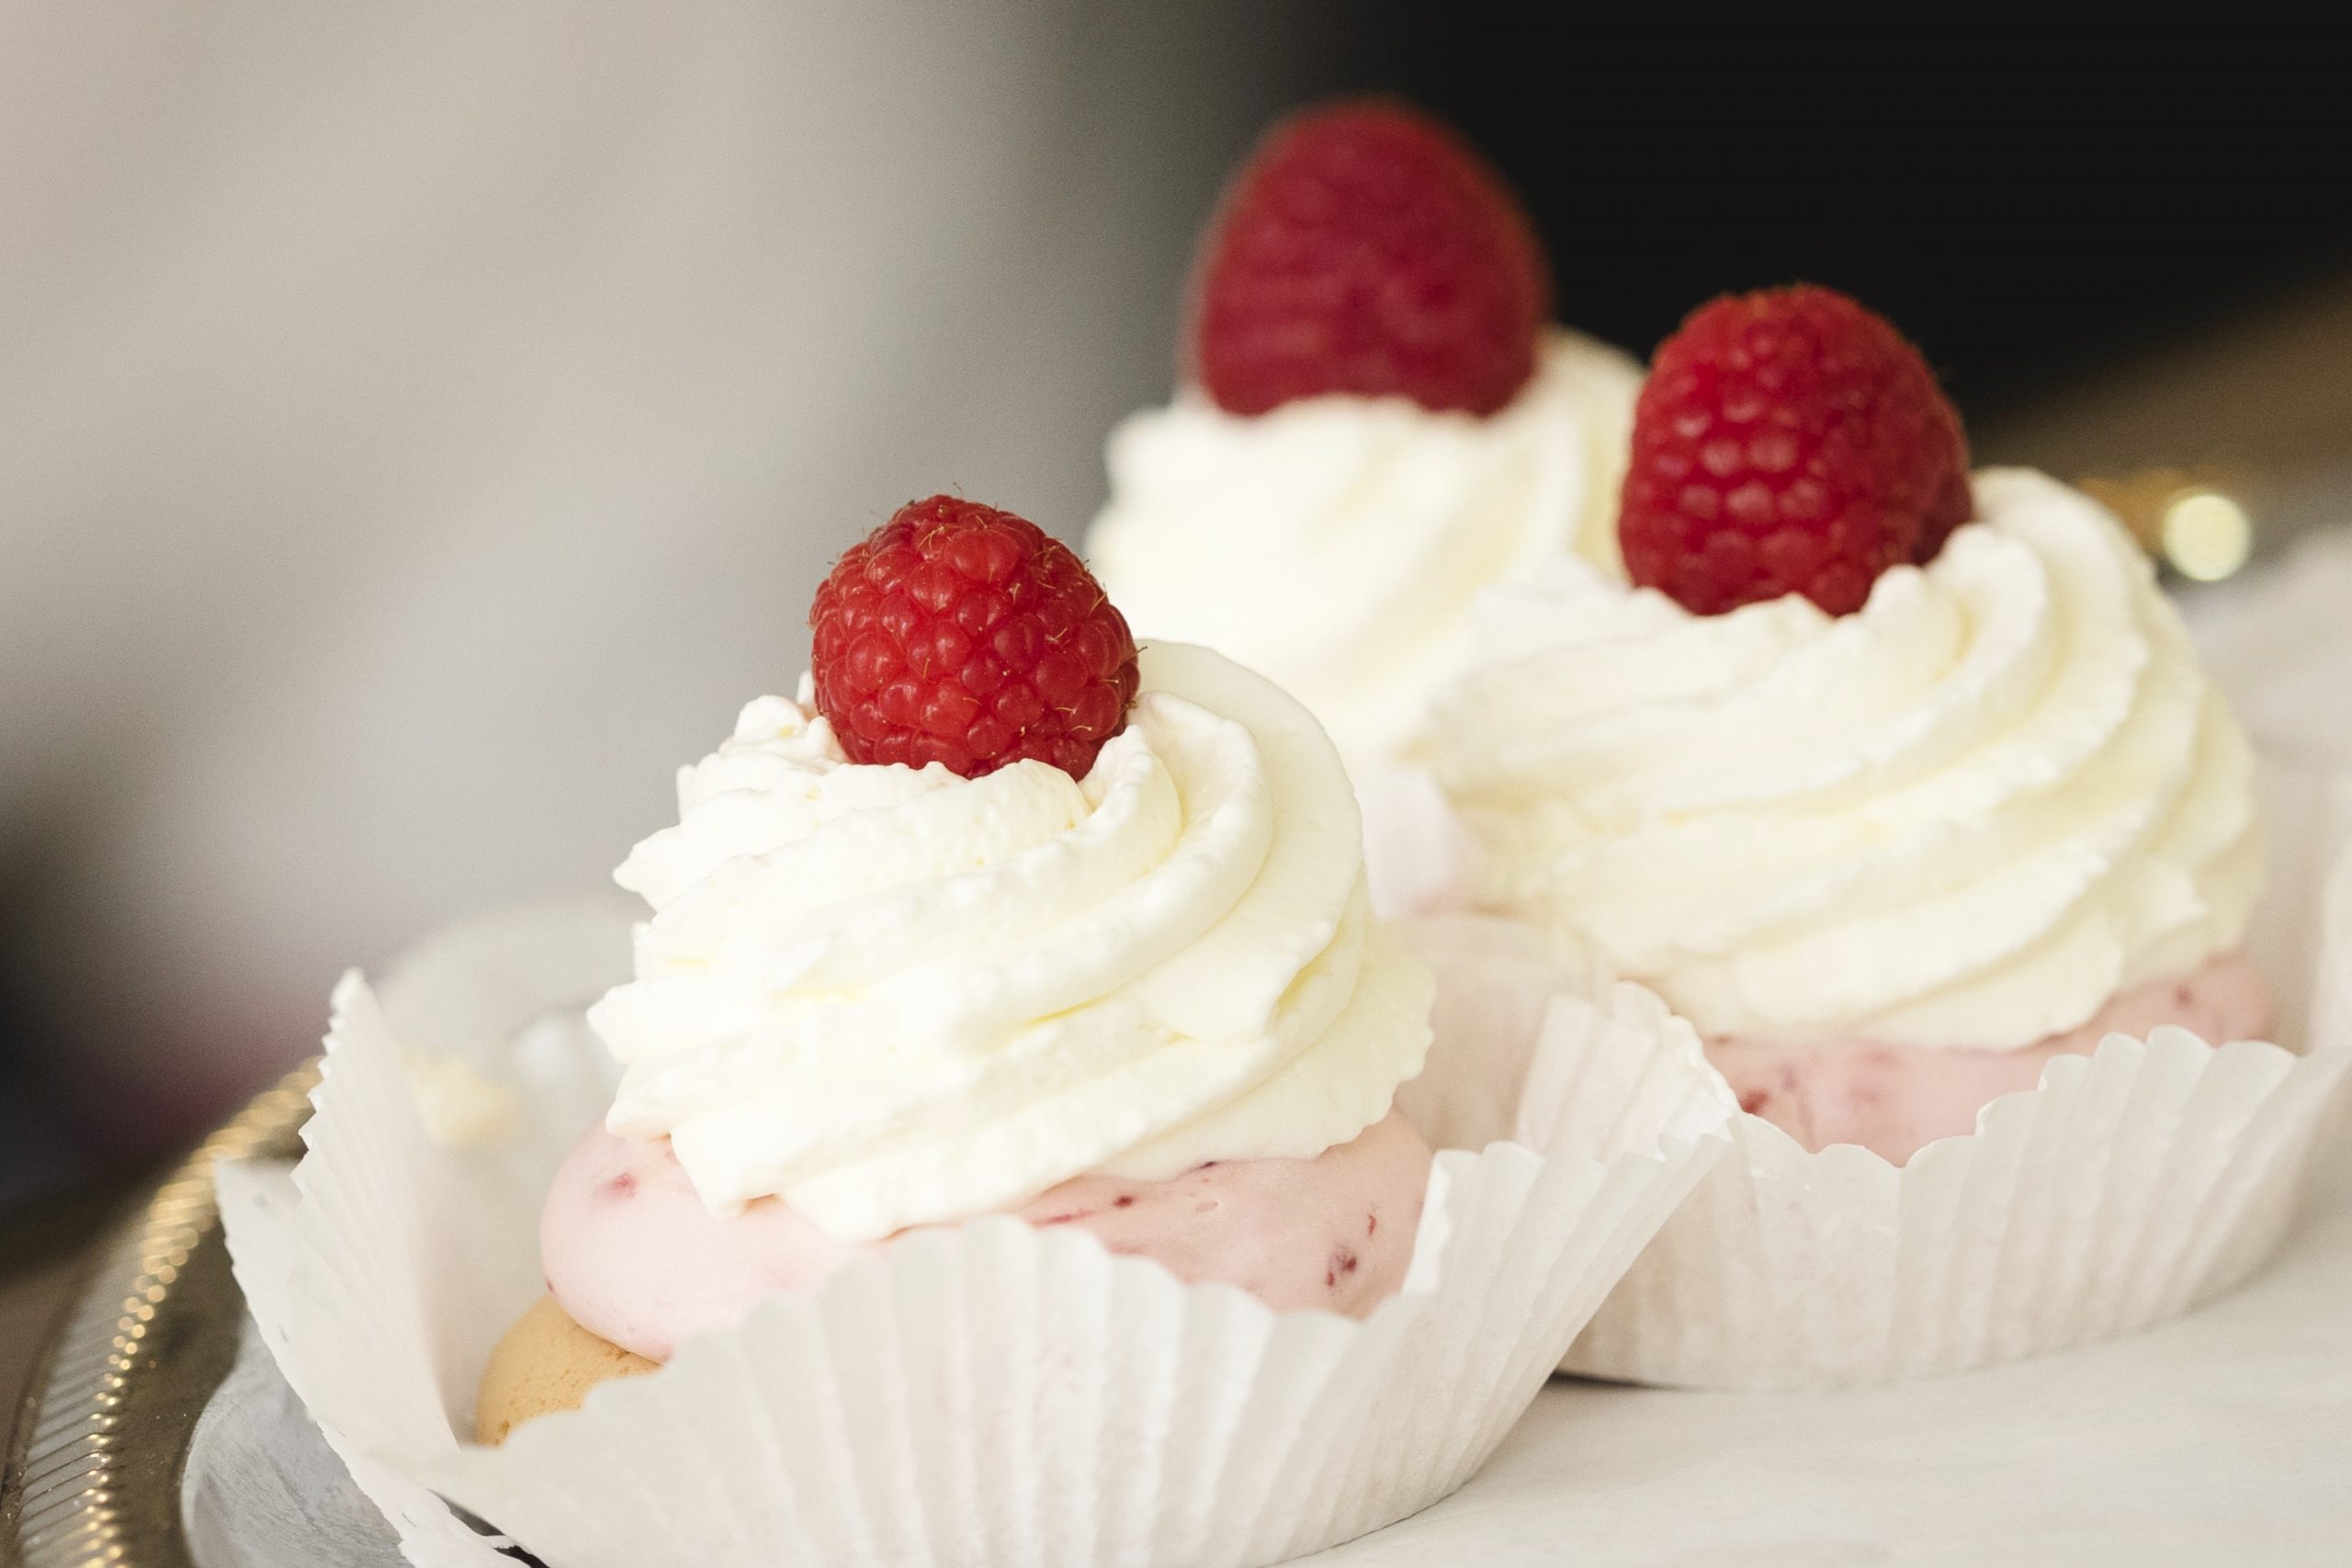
[1,1063,319,1568]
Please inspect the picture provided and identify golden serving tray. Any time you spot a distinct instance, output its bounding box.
[2,1065,320,1568]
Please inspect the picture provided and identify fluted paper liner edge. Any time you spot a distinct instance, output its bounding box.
[220,900,1728,1568]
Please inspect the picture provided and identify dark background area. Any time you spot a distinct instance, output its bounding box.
[1378,26,2352,416]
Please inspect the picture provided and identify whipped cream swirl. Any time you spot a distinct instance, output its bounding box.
[590,643,1432,1237]
[1437,468,2263,1051]
[1088,330,1641,765]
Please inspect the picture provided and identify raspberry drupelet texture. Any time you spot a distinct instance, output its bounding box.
[1188,97,1549,418]
[809,495,1140,778]
[1618,285,1973,617]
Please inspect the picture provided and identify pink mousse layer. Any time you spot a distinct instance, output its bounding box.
[1707,951,2275,1167]
[542,1113,1434,1361]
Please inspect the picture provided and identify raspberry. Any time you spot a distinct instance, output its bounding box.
[809,496,1140,779]
[1188,97,1549,417]
[1618,286,1973,617]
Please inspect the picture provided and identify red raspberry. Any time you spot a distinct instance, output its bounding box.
[809,496,1140,779]
[1618,286,1973,617]
[1188,97,1549,417]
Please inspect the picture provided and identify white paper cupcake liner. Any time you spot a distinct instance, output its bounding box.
[1568,1027,2349,1390]
[1414,752,2352,1393]
[220,900,1729,1568]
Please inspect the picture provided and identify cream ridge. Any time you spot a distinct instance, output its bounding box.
[589,642,1433,1238]
[1437,468,2264,1051]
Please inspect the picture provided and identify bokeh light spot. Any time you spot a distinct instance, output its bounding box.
[2162,489,2253,582]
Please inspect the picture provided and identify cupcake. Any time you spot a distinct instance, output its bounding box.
[1087,99,1640,916]
[1440,286,2270,1165]
[1425,286,2352,1387]
[224,493,1725,1566]
[481,494,1437,1433]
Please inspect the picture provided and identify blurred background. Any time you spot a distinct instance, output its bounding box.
[3,6,2349,1260]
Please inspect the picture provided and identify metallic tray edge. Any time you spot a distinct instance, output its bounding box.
[2,1064,320,1568]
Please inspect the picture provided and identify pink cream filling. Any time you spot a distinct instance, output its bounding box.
[1706,950,2277,1167]
[542,1112,1435,1361]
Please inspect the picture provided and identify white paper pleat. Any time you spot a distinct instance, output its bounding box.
[222,903,1728,1568]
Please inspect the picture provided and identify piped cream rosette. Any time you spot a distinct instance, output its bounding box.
[220,645,1729,1568]
[1437,469,2264,1050]
[1090,331,1641,919]
[586,643,1434,1236]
